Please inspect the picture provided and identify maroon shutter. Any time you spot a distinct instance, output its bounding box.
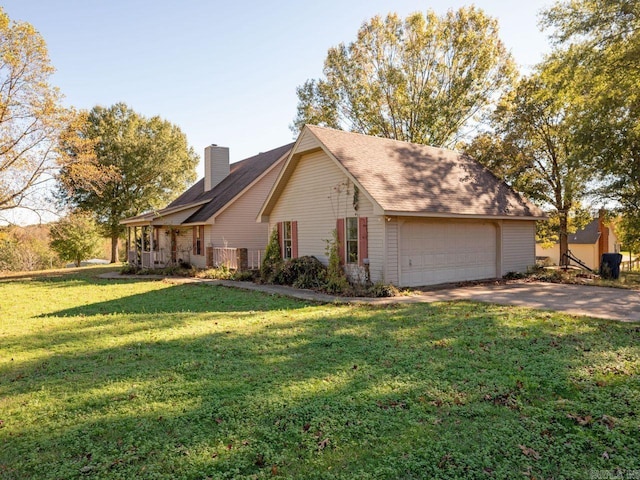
[291,221,298,258]
[336,218,345,265]
[277,222,284,259]
[358,216,368,266]
[192,227,197,253]
[199,225,205,255]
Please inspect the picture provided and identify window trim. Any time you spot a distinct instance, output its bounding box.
[282,220,293,260]
[345,216,358,264]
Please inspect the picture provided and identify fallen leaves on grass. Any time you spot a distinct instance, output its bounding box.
[518,444,540,460]
[566,413,593,426]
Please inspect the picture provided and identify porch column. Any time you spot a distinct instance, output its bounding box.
[127,227,131,263]
[150,226,155,267]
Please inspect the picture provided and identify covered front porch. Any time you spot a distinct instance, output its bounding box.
[124,223,193,269]
[122,222,263,270]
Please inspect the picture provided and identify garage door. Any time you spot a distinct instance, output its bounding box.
[400,220,497,287]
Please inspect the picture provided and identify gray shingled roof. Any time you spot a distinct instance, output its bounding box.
[307,125,544,218]
[183,143,293,223]
[569,219,600,244]
[125,143,293,225]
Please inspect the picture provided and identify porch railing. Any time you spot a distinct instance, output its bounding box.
[209,248,264,270]
[128,247,264,271]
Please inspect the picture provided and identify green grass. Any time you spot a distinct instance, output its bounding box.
[1,267,639,479]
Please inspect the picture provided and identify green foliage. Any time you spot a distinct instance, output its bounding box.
[618,214,640,254]
[535,207,592,248]
[365,281,400,298]
[197,266,234,280]
[465,59,591,262]
[56,103,199,262]
[260,226,283,283]
[276,255,327,289]
[541,0,640,248]
[1,271,639,478]
[50,213,102,267]
[0,7,64,215]
[0,225,63,271]
[324,228,350,294]
[293,7,516,147]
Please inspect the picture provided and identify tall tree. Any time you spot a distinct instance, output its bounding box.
[465,61,590,265]
[542,0,640,245]
[292,7,516,147]
[57,103,198,262]
[0,8,64,219]
[49,212,101,267]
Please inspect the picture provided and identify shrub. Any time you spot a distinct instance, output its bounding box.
[120,263,139,274]
[197,266,233,280]
[260,227,283,283]
[324,229,350,294]
[231,270,257,282]
[277,256,327,289]
[366,281,400,298]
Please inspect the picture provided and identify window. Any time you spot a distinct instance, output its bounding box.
[193,225,204,255]
[346,217,358,264]
[282,221,292,259]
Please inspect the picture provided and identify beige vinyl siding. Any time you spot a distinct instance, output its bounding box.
[269,150,385,282]
[501,221,536,275]
[151,206,201,226]
[568,244,598,270]
[385,218,399,285]
[296,129,321,152]
[209,166,280,251]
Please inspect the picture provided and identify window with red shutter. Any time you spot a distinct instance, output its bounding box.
[358,217,368,266]
[291,221,298,258]
[336,218,345,265]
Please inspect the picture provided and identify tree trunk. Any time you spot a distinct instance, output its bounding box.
[110,234,119,263]
[559,211,569,268]
[75,257,81,267]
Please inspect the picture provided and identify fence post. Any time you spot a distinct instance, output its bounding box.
[236,248,248,272]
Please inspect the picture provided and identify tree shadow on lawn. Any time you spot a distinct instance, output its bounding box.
[41,282,307,317]
[2,300,639,479]
[2,284,307,372]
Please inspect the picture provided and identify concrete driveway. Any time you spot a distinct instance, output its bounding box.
[102,273,640,322]
[412,282,640,322]
[228,279,640,322]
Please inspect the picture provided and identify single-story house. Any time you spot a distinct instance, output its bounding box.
[535,216,620,271]
[121,142,292,269]
[258,125,546,287]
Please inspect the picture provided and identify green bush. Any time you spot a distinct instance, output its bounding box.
[277,256,327,289]
[260,227,283,283]
[366,281,400,298]
[324,229,350,294]
[231,270,257,282]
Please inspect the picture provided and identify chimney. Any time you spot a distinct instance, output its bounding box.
[204,144,230,192]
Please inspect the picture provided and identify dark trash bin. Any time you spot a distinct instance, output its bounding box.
[600,253,623,280]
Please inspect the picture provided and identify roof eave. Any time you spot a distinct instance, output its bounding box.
[383,210,549,221]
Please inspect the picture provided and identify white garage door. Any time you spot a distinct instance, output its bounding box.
[400,220,497,287]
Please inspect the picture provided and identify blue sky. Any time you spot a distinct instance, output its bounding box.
[4,0,553,178]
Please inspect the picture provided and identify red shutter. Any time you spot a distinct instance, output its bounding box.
[358,216,368,266]
[336,218,345,265]
[291,221,298,258]
[192,227,197,253]
[277,222,284,259]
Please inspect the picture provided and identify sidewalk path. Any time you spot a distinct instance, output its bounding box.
[99,273,640,322]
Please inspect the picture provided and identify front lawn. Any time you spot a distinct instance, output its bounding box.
[1,268,638,479]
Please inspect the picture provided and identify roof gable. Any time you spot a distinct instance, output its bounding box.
[183,142,293,223]
[569,219,600,244]
[262,125,544,220]
[123,143,293,226]
[309,125,544,218]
